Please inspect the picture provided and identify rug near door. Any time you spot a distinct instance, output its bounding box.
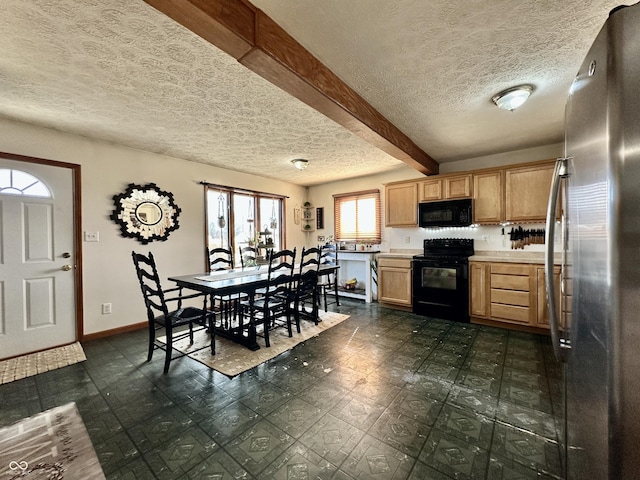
[161,311,349,377]
[0,342,86,385]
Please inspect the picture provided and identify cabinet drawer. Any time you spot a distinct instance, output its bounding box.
[378,257,411,269]
[491,304,531,323]
[491,289,530,307]
[491,263,531,276]
[490,274,530,291]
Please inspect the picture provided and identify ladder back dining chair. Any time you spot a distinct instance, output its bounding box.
[294,246,322,330]
[240,247,296,347]
[132,251,216,373]
[318,243,340,311]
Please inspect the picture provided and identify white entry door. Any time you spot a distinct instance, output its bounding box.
[0,158,77,359]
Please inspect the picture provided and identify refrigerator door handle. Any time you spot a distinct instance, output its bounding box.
[545,157,569,362]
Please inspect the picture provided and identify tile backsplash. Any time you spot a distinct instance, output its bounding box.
[383,222,557,253]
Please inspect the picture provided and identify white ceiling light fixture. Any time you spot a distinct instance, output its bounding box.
[492,84,535,111]
[291,158,309,170]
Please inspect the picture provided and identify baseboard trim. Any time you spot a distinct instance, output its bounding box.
[471,317,550,335]
[82,322,146,341]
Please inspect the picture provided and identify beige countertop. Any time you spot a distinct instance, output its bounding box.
[470,250,560,264]
[376,249,560,264]
[376,249,421,259]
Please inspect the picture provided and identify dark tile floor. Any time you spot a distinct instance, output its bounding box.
[0,300,564,479]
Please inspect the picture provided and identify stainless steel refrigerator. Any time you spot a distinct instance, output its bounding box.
[545,3,640,479]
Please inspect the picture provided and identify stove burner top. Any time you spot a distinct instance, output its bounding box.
[421,238,474,258]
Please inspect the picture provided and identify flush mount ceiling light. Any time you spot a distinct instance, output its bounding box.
[491,84,534,111]
[291,158,309,170]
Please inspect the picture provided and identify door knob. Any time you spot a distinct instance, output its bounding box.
[62,264,73,271]
[62,252,71,258]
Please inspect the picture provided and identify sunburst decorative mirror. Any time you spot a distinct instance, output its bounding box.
[111,183,181,244]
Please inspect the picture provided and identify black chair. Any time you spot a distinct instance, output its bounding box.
[239,245,258,268]
[207,246,234,271]
[293,246,322,330]
[318,243,340,311]
[206,247,239,327]
[240,248,296,347]
[132,251,215,374]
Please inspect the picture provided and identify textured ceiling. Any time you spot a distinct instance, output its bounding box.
[0,0,623,186]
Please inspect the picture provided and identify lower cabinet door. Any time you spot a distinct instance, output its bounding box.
[378,258,412,306]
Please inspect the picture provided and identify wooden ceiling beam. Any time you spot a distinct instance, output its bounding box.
[144,0,439,175]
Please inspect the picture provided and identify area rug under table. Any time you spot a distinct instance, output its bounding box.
[0,342,86,386]
[0,402,105,479]
[161,311,350,377]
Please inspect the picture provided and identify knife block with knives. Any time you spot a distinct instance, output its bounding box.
[508,226,545,249]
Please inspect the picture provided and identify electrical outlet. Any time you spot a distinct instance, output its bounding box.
[101,303,112,315]
[482,235,489,243]
[404,236,410,244]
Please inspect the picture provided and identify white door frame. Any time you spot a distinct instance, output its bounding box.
[1,151,83,353]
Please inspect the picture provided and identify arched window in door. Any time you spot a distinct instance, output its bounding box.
[0,169,51,197]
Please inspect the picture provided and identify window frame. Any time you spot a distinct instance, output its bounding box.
[333,189,381,244]
[205,184,286,267]
[0,168,51,197]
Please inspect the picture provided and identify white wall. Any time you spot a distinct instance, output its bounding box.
[0,118,307,335]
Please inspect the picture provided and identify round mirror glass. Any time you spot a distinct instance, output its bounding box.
[135,201,163,225]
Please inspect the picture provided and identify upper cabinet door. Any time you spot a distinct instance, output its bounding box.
[473,170,503,224]
[385,182,418,227]
[418,178,442,202]
[419,174,472,202]
[444,174,472,199]
[505,163,555,222]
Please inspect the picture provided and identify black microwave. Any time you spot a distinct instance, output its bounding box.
[418,199,473,227]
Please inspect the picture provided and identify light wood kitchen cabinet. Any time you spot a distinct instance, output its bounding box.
[419,178,442,202]
[470,260,561,332]
[384,159,556,228]
[490,263,536,325]
[505,163,555,222]
[473,170,503,224]
[378,257,412,308]
[385,182,418,227]
[418,174,472,202]
[470,262,489,317]
[445,174,473,199]
[535,265,560,328]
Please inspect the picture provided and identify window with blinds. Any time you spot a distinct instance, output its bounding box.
[334,189,381,243]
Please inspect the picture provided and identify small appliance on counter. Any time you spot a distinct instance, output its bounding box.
[412,238,474,322]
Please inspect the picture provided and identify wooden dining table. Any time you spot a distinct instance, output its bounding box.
[168,263,339,351]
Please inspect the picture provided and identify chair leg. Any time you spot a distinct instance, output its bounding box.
[323,286,328,312]
[286,306,293,338]
[263,312,271,348]
[147,323,155,362]
[333,277,340,306]
[313,288,319,325]
[295,302,301,333]
[188,321,195,344]
[163,329,172,374]
[209,317,215,355]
